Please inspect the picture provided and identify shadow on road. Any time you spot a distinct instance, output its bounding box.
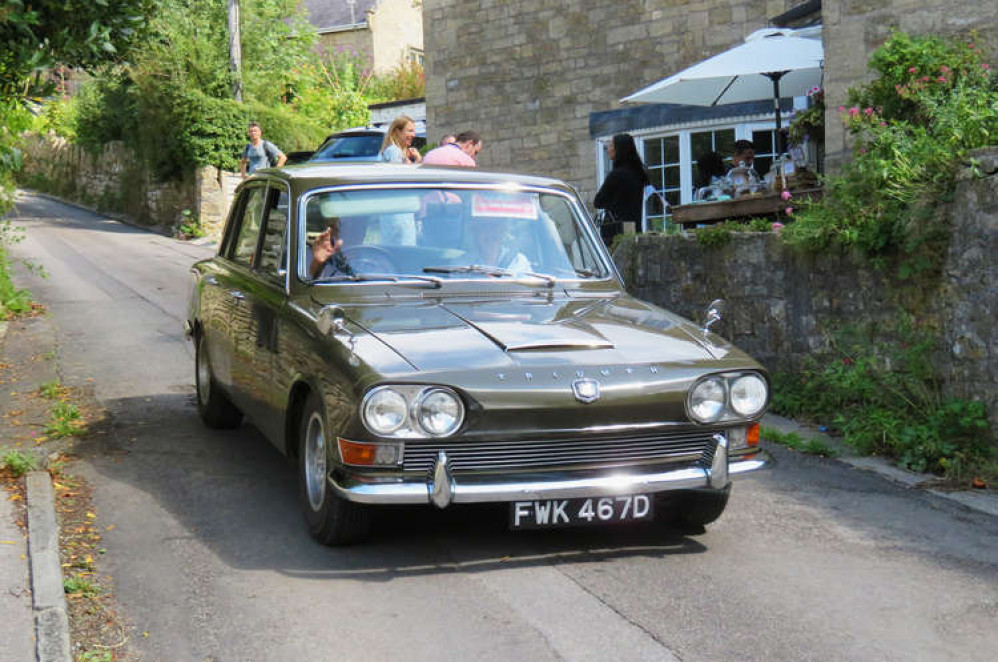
[73,392,709,582]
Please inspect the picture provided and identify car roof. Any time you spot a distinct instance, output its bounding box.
[262,162,575,194]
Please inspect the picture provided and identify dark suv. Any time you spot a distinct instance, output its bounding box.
[305,127,427,163]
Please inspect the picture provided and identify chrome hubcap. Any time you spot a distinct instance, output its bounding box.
[304,412,327,511]
[196,339,211,407]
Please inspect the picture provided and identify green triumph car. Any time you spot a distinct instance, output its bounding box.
[185,163,769,545]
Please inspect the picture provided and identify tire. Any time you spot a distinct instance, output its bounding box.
[298,393,371,545]
[195,332,242,429]
[663,485,731,532]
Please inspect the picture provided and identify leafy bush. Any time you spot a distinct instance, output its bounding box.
[2,449,38,477]
[771,316,993,480]
[783,32,997,259]
[367,59,426,102]
[0,220,33,317]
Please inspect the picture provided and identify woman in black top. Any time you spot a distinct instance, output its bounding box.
[594,133,651,244]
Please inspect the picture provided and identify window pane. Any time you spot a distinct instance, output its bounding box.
[645,139,662,166]
[690,132,713,161]
[715,130,736,161]
[257,188,288,275]
[663,136,679,163]
[664,165,680,189]
[752,130,774,155]
[232,188,266,267]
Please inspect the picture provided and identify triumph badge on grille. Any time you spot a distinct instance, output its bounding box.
[572,378,601,403]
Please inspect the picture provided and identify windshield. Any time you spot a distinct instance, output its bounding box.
[311,134,383,160]
[299,187,610,283]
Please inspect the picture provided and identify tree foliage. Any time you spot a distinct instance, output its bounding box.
[0,0,151,99]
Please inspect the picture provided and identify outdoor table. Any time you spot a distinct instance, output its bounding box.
[670,187,822,229]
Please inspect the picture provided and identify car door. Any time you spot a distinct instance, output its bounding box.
[239,182,291,445]
[223,184,268,415]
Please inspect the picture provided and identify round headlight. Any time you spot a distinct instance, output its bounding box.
[730,374,768,417]
[416,388,464,436]
[689,378,726,423]
[363,387,408,435]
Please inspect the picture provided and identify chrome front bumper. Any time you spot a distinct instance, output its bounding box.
[330,433,769,508]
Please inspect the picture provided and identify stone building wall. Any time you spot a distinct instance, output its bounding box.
[613,149,998,434]
[425,1,997,194]
[316,28,374,68]
[423,0,795,203]
[821,0,998,171]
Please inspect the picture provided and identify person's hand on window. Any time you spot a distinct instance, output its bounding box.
[310,227,344,278]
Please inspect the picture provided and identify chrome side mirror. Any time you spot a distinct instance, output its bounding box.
[702,298,725,335]
[316,305,348,336]
[317,305,360,366]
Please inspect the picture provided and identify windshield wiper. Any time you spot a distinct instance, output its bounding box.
[423,265,513,277]
[522,271,556,288]
[313,273,442,288]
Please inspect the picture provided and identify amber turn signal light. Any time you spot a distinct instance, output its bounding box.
[338,438,377,465]
[747,422,760,446]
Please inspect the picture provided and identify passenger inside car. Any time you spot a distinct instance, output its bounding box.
[308,216,354,279]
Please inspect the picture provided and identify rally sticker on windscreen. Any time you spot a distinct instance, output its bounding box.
[471,192,538,219]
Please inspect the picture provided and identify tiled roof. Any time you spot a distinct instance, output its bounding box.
[299,0,377,30]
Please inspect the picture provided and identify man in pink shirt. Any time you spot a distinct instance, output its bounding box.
[422,131,482,167]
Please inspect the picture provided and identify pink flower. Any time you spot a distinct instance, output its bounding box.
[879,121,887,127]
[780,190,792,201]
[838,106,846,112]
[940,65,950,74]
[848,107,860,116]
[784,207,794,216]
[864,107,874,115]
[984,64,991,70]
[937,76,947,82]
[920,76,930,82]
[771,222,785,233]
[908,67,917,73]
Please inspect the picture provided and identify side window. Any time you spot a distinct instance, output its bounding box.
[231,187,267,267]
[257,186,289,277]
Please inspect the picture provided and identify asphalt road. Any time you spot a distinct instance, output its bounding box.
[7,191,998,662]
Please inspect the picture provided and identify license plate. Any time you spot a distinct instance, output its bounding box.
[510,494,654,530]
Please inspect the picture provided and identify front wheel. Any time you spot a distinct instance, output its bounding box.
[195,332,242,429]
[298,393,371,545]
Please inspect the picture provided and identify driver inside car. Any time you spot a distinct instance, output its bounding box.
[308,216,355,279]
[465,216,532,274]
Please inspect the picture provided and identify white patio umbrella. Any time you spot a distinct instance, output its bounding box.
[621,27,824,152]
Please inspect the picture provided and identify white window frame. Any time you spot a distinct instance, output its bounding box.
[594,103,803,211]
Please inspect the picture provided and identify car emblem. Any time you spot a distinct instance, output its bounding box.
[572,378,601,404]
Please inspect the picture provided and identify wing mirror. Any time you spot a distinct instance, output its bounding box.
[702,298,725,336]
[317,305,349,336]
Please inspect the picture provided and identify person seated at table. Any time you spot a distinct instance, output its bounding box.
[728,139,764,196]
[695,151,728,200]
[729,140,763,178]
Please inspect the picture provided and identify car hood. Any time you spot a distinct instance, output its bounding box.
[330,294,738,374]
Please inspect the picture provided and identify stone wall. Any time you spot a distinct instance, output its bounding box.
[822,0,998,171]
[423,0,795,202]
[613,149,998,434]
[425,1,998,194]
[19,133,237,239]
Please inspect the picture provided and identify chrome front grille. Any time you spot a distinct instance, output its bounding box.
[403,429,717,474]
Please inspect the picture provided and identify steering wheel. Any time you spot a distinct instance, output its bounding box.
[341,245,397,274]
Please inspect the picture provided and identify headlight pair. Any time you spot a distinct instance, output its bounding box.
[362,385,465,438]
[687,372,768,423]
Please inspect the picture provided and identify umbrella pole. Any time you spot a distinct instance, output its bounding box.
[766,71,788,155]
